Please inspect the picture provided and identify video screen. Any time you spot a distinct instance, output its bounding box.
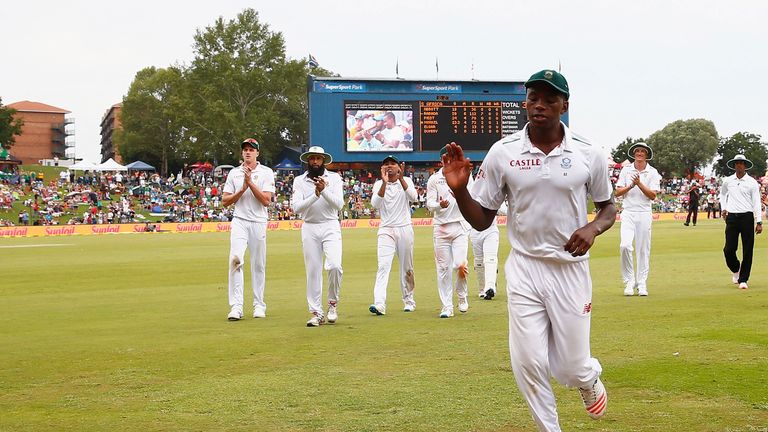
[345,101,416,152]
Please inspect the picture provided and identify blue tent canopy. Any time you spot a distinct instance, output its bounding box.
[273,158,302,171]
[126,160,156,171]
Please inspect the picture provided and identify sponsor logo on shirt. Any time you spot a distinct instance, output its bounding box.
[509,158,541,170]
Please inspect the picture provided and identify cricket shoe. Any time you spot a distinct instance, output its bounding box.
[253,306,266,318]
[638,285,648,296]
[327,304,338,323]
[623,281,635,296]
[732,271,740,284]
[579,377,608,420]
[306,313,325,327]
[369,304,386,316]
[478,291,486,299]
[439,306,454,318]
[739,282,748,290]
[227,307,243,321]
[403,302,416,312]
[483,288,496,300]
[458,298,469,313]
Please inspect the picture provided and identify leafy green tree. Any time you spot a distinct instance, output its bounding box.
[118,66,186,176]
[0,97,24,149]
[646,119,719,177]
[611,137,645,163]
[182,8,316,164]
[713,132,767,178]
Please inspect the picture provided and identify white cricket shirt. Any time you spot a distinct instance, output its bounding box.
[290,170,344,223]
[719,173,762,223]
[371,177,418,227]
[470,123,612,263]
[223,163,276,223]
[616,163,661,212]
[427,168,470,226]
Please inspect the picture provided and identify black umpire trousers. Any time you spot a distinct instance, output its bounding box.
[723,212,755,283]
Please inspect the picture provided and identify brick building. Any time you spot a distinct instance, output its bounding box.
[100,103,122,163]
[7,101,74,165]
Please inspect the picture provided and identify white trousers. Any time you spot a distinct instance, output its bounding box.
[619,211,652,287]
[228,217,267,312]
[302,221,343,315]
[506,251,602,432]
[373,225,415,308]
[470,226,500,294]
[433,222,469,309]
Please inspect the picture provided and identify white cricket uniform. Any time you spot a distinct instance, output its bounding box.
[370,177,418,311]
[223,164,275,314]
[470,123,612,432]
[616,163,661,290]
[470,201,508,296]
[291,170,344,317]
[427,169,470,310]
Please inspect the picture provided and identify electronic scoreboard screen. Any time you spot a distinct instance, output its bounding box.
[343,100,526,153]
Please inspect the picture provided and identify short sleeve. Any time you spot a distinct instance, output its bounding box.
[588,148,612,203]
[469,144,506,210]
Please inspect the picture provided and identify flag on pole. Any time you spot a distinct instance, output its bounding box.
[558,59,562,72]
[471,61,475,80]
[396,57,399,77]
[435,57,439,74]
[308,53,319,68]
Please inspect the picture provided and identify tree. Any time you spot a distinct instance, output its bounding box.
[181,8,313,164]
[646,119,719,178]
[713,132,767,178]
[611,137,645,163]
[0,97,24,149]
[118,66,186,176]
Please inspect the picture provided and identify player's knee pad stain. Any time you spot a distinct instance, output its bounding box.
[231,256,242,271]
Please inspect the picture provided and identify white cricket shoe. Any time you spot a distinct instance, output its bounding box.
[739,282,748,290]
[478,292,486,299]
[623,281,635,296]
[327,305,338,323]
[638,286,648,296]
[369,304,386,316]
[306,313,325,327]
[458,298,469,313]
[732,271,740,284]
[253,306,266,318]
[579,377,608,420]
[227,307,243,321]
[439,306,454,318]
[403,302,415,312]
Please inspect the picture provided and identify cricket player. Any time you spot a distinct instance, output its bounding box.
[427,147,471,318]
[222,138,275,321]
[470,200,507,300]
[441,70,617,431]
[720,154,763,290]
[614,142,661,296]
[369,155,418,315]
[291,146,344,327]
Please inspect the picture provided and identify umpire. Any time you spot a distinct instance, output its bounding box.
[720,154,763,289]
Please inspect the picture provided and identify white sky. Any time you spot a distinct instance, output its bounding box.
[2,0,767,163]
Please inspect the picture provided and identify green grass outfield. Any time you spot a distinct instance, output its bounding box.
[1,219,766,431]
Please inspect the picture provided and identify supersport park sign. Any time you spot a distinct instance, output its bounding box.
[0,213,688,238]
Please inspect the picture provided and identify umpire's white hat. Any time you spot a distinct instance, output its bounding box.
[726,154,753,170]
[300,146,333,165]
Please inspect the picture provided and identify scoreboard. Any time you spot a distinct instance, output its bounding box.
[307,77,568,163]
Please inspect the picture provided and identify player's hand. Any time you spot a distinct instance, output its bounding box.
[380,166,388,181]
[314,177,326,196]
[439,197,449,208]
[632,174,641,186]
[564,225,599,257]
[398,162,405,180]
[441,142,472,192]
[757,224,763,235]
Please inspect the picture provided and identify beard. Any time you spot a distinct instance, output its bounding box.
[307,165,325,179]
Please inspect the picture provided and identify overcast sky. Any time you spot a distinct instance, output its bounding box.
[2,0,767,163]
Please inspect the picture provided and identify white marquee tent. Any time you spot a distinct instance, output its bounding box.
[95,158,128,172]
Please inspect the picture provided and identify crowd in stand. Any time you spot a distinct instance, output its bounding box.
[1,164,765,227]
